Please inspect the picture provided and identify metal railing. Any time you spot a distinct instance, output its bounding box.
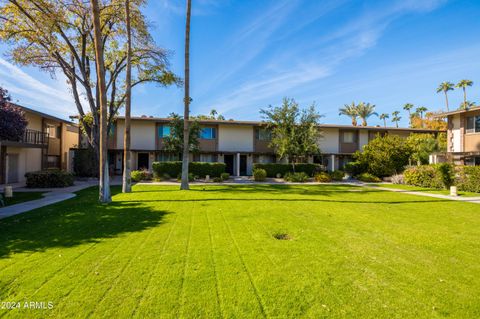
[1,129,49,145]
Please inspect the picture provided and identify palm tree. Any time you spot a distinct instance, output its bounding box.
[456,79,473,107]
[122,0,132,193]
[339,102,358,126]
[416,106,428,119]
[90,0,111,203]
[180,0,192,190]
[460,100,476,110]
[379,113,389,127]
[403,103,414,125]
[391,111,401,128]
[436,82,454,111]
[356,102,377,126]
[210,109,218,119]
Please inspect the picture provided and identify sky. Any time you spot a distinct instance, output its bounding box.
[1,0,480,127]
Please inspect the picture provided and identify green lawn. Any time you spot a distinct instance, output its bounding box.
[370,183,480,197]
[2,192,45,207]
[1,184,479,318]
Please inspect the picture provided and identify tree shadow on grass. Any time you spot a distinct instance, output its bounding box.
[0,187,170,259]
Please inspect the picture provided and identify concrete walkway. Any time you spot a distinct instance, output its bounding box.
[365,184,480,204]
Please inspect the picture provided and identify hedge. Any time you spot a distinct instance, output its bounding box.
[25,170,74,188]
[456,166,480,193]
[252,163,321,177]
[73,148,98,177]
[152,161,226,178]
[404,165,444,189]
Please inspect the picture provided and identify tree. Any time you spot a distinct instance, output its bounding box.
[122,0,132,193]
[459,100,476,110]
[379,113,389,127]
[406,133,438,165]
[391,111,401,128]
[456,79,473,107]
[260,98,322,171]
[436,82,454,111]
[0,87,28,141]
[356,102,377,126]
[339,102,358,126]
[354,134,412,177]
[0,0,179,160]
[416,106,428,119]
[180,0,192,190]
[403,103,414,125]
[90,0,111,203]
[210,109,218,118]
[163,113,201,155]
[410,112,447,130]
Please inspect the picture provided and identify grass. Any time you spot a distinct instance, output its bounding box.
[370,183,480,197]
[0,184,479,318]
[1,192,45,207]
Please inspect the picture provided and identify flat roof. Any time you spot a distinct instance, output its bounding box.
[433,106,480,118]
[115,116,443,132]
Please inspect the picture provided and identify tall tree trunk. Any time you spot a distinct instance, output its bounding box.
[362,119,367,126]
[383,119,386,127]
[444,91,449,111]
[180,0,192,190]
[463,87,467,106]
[122,0,132,193]
[91,0,111,203]
[396,121,399,128]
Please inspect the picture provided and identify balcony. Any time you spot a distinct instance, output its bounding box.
[0,129,49,147]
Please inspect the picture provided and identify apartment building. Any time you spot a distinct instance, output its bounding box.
[0,105,79,184]
[437,106,480,165]
[107,116,439,176]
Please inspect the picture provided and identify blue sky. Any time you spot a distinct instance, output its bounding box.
[1,0,480,127]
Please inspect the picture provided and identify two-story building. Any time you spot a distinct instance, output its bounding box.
[436,106,480,165]
[0,104,79,184]
[107,116,440,176]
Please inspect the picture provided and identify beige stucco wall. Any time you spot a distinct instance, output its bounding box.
[24,112,43,131]
[116,120,156,150]
[317,128,339,154]
[218,125,254,152]
[6,147,42,183]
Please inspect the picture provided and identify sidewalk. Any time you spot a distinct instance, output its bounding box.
[365,185,480,204]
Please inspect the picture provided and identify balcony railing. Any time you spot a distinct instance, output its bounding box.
[1,129,49,146]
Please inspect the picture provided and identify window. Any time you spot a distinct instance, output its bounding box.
[257,155,274,163]
[200,127,216,139]
[465,157,480,166]
[256,128,271,141]
[157,152,178,162]
[200,154,216,162]
[158,125,171,138]
[466,116,480,133]
[342,131,356,143]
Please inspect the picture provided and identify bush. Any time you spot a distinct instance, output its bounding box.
[284,172,309,182]
[456,166,480,193]
[253,163,321,177]
[25,170,74,188]
[391,174,404,184]
[356,173,381,183]
[152,161,226,178]
[330,170,345,181]
[314,172,331,183]
[253,168,267,181]
[73,148,98,177]
[403,165,443,189]
[212,177,222,182]
[220,173,230,181]
[437,163,454,189]
[131,170,149,182]
[176,172,195,182]
[344,161,367,177]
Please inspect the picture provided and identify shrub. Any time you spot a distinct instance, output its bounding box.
[176,172,195,182]
[403,165,443,189]
[391,174,404,184]
[344,161,367,177]
[152,161,226,178]
[220,173,230,181]
[25,170,74,188]
[456,166,480,193]
[131,170,148,182]
[212,177,222,182]
[284,172,309,182]
[356,173,381,183]
[314,172,331,183]
[329,170,345,181]
[437,163,454,189]
[73,148,98,177]
[253,163,321,177]
[253,168,267,181]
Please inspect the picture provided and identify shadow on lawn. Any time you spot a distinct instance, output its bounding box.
[0,187,170,259]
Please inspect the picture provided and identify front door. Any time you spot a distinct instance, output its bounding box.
[137,153,149,170]
[224,155,234,175]
[240,155,247,176]
[7,154,19,183]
